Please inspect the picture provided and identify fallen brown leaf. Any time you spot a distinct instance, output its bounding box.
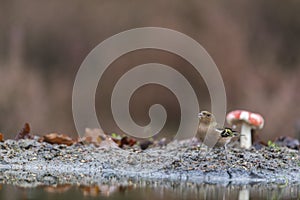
[0,133,3,142]
[79,128,118,149]
[112,136,137,148]
[78,128,107,145]
[15,123,32,140]
[140,140,153,150]
[41,133,74,146]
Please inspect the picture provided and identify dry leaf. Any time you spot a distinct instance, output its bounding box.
[140,140,153,150]
[41,133,74,146]
[15,123,32,140]
[112,136,137,148]
[79,128,107,144]
[79,128,118,149]
[0,133,3,142]
[98,138,119,149]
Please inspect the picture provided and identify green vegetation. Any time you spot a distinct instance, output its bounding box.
[267,141,280,149]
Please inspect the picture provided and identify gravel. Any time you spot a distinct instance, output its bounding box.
[0,139,299,187]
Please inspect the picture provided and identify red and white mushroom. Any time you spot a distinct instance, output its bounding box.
[226,110,264,149]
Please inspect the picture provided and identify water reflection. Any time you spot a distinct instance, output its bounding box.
[0,183,299,200]
[238,187,249,200]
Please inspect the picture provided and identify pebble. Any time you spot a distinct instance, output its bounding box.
[0,139,298,187]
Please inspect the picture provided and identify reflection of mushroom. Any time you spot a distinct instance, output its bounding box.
[238,187,250,200]
[226,110,264,149]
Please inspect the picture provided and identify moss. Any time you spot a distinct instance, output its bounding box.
[268,141,280,151]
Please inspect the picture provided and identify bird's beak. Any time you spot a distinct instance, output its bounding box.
[233,132,240,136]
[198,113,203,118]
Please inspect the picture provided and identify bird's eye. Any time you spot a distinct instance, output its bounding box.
[206,114,211,117]
[221,129,233,137]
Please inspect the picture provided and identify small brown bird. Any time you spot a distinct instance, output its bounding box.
[197,111,217,142]
[197,111,238,148]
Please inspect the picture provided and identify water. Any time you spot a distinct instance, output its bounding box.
[0,183,299,200]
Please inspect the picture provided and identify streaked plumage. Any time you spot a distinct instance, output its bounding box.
[197,111,217,142]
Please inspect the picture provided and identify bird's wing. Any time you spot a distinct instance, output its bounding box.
[202,126,222,148]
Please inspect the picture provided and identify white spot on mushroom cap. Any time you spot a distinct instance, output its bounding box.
[240,111,250,121]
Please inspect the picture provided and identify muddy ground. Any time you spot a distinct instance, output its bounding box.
[0,139,299,188]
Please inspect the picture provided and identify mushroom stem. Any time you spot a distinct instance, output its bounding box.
[240,124,252,149]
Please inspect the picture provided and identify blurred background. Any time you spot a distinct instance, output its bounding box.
[0,0,300,141]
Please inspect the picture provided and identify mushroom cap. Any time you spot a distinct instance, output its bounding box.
[226,110,264,129]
